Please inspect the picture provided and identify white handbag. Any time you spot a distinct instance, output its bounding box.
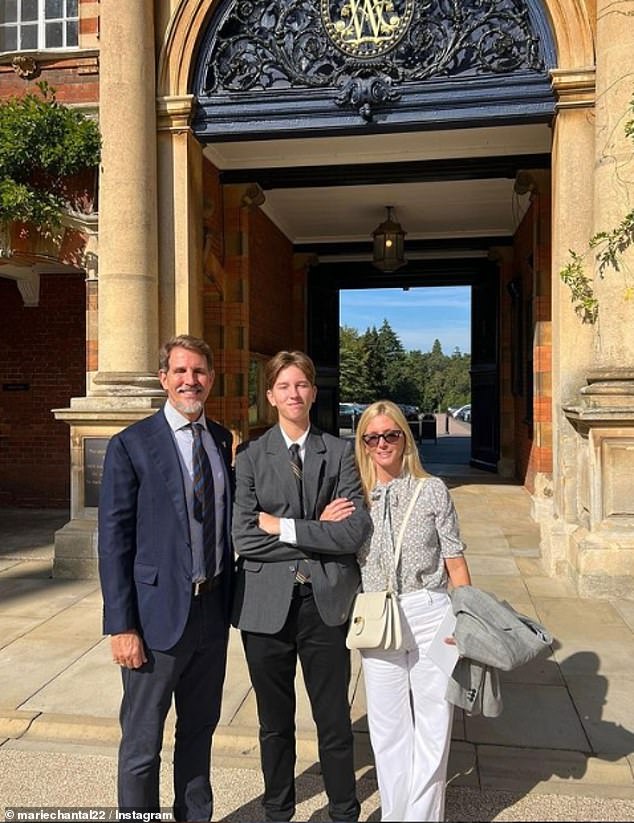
[346,479,425,651]
[346,589,400,650]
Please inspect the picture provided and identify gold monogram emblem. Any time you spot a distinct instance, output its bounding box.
[321,0,415,58]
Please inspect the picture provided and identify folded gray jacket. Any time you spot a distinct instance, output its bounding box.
[445,586,553,717]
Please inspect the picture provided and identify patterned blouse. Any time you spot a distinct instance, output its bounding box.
[358,472,466,595]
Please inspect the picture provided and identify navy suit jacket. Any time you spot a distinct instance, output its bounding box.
[98,407,234,651]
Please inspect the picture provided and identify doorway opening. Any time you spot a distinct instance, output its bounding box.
[307,257,500,474]
[338,285,472,472]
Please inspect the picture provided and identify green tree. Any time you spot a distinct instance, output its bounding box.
[339,325,370,401]
[360,319,414,402]
[339,326,471,412]
[376,319,410,400]
[443,349,471,409]
[362,325,389,399]
[406,349,432,409]
[421,339,448,412]
[0,81,101,229]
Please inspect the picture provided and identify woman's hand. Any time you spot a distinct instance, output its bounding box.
[319,497,355,522]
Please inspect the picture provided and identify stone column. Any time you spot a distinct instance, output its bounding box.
[52,0,164,577]
[156,95,204,343]
[557,5,634,598]
[91,0,161,395]
[543,70,596,579]
[591,0,634,364]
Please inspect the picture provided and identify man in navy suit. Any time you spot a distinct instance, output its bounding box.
[98,334,233,821]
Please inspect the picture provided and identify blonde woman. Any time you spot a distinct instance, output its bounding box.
[354,400,471,822]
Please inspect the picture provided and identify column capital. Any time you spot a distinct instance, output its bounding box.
[157,94,196,132]
[550,67,595,109]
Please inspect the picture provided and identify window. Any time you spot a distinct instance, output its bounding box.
[0,0,78,53]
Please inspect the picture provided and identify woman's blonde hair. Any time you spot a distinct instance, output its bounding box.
[354,400,428,496]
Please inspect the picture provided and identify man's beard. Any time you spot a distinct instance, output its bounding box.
[175,398,204,417]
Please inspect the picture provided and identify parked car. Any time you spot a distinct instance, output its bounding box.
[453,403,471,422]
[398,403,420,421]
[450,403,468,418]
[338,402,365,429]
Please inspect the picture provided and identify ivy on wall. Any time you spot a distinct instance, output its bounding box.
[0,81,101,230]
[560,97,634,323]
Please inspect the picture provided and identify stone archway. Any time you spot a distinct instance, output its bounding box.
[153,1,634,603]
[157,0,595,102]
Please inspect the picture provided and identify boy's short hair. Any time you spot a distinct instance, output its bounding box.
[265,351,316,390]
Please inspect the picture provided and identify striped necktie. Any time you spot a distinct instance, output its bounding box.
[289,443,304,518]
[289,442,310,584]
[191,423,216,578]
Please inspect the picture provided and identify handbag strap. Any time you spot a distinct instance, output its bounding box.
[391,478,426,578]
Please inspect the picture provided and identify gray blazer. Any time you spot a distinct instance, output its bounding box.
[445,586,553,717]
[450,585,552,670]
[231,424,372,633]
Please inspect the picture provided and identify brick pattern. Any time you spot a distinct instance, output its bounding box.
[0,273,86,507]
[0,55,99,104]
[86,278,98,372]
[79,0,100,47]
[510,191,553,492]
[201,162,301,442]
[248,206,295,354]
[0,25,98,505]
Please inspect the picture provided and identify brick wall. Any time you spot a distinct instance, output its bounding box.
[512,188,553,492]
[0,273,86,507]
[248,207,295,355]
[0,54,99,104]
[512,207,535,487]
[79,0,100,48]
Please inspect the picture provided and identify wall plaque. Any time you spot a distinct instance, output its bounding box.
[84,437,109,508]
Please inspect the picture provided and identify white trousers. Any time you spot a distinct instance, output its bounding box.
[361,589,453,822]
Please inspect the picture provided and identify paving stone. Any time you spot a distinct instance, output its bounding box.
[467,556,522,577]
[477,745,634,796]
[565,674,634,755]
[465,684,590,752]
[2,482,634,807]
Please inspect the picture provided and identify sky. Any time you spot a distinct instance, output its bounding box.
[340,286,471,355]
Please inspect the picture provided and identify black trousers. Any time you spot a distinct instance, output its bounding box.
[242,584,359,822]
[117,586,228,821]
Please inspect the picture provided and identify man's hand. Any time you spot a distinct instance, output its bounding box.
[111,630,147,669]
[258,511,281,535]
[319,497,355,522]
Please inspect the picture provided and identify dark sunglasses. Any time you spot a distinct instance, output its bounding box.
[362,430,404,448]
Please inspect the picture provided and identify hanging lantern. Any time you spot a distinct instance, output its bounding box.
[372,206,407,272]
